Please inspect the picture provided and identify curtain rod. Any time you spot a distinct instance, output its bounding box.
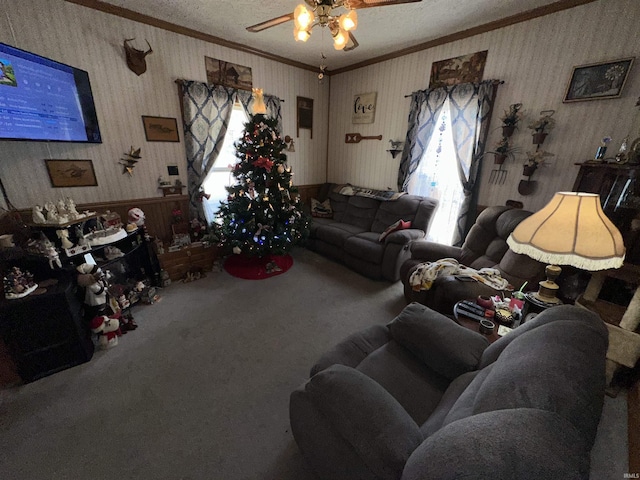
[174,78,284,102]
[404,79,504,98]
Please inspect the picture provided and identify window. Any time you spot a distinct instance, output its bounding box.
[201,103,248,224]
[406,98,463,245]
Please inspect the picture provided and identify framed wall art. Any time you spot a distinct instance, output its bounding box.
[352,92,377,124]
[297,96,313,138]
[563,58,634,102]
[205,56,253,91]
[45,159,97,187]
[142,116,180,142]
[429,50,488,89]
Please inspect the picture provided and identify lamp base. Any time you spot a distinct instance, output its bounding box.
[534,265,563,304]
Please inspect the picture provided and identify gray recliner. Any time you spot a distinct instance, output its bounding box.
[289,303,608,480]
[400,206,546,314]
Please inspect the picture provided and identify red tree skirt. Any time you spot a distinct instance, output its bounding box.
[224,253,293,280]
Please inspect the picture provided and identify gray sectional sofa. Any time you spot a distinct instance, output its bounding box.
[290,303,608,480]
[307,184,438,281]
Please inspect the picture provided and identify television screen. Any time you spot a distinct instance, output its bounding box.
[0,43,102,143]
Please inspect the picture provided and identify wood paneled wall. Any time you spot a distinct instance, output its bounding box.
[327,0,640,212]
[0,0,329,211]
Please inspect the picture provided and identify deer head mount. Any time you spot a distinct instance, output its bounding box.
[123,38,152,76]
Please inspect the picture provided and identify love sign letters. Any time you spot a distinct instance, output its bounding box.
[352,92,377,124]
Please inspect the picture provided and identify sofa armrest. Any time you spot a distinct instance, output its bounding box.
[311,324,390,377]
[291,364,423,480]
[384,228,426,245]
[388,303,488,379]
[409,240,462,262]
[402,409,591,480]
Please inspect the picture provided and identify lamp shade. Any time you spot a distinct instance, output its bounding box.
[506,192,625,271]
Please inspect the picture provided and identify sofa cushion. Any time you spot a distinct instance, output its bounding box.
[387,303,489,380]
[378,219,412,241]
[344,232,385,264]
[357,340,449,425]
[342,196,380,230]
[327,189,349,223]
[372,195,424,233]
[420,370,479,437]
[315,223,367,247]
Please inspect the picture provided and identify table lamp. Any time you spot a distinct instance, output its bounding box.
[506,191,626,304]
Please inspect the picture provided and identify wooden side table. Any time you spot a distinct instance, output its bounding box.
[157,244,218,281]
[453,301,501,343]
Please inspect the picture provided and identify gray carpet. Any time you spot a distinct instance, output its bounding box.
[0,248,628,479]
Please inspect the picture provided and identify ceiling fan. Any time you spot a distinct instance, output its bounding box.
[246,0,422,51]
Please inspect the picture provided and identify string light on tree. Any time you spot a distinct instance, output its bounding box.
[214,103,309,259]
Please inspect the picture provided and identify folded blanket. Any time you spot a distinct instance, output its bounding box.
[409,258,511,292]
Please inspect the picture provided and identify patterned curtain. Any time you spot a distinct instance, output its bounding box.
[448,81,496,245]
[397,88,448,192]
[181,81,235,220]
[398,80,498,245]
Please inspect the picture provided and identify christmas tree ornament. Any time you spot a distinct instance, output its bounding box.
[215,113,309,260]
[252,88,267,115]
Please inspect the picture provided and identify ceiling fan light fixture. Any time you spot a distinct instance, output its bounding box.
[333,28,348,50]
[294,27,311,42]
[339,9,358,31]
[294,4,315,30]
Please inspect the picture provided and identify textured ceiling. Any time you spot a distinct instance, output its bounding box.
[95,0,576,71]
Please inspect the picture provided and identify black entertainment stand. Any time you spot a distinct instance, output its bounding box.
[0,218,160,383]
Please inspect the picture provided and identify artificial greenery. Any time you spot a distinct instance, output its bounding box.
[215,114,309,257]
[500,103,523,127]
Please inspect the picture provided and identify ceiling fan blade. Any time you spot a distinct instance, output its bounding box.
[246,13,294,33]
[343,32,359,51]
[348,0,422,8]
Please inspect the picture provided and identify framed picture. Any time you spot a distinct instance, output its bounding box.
[429,50,488,89]
[205,56,253,91]
[564,58,634,102]
[45,159,97,187]
[297,96,313,138]
[142,116,180,142]
[352,92,377,124]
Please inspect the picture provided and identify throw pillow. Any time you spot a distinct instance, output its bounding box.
[311,198,333,218]
[378,219,411,242]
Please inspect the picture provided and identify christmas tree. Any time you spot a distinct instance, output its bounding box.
[216,114,309,258]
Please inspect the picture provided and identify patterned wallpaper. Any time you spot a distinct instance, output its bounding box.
[1,0,639,216]
[0,0,329,210]
[328,0,640,212]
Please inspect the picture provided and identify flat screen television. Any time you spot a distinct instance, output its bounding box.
[0,42,102,143]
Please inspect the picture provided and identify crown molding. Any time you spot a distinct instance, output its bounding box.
[330,0,599,75]
[65,0,598,77]
[64,0,320,73]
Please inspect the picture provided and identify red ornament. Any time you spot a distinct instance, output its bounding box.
[252,156,274,172]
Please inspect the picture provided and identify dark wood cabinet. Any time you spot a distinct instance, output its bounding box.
[0,277,93,382]
[573,162,640,264]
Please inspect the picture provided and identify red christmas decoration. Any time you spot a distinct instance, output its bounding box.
[252,156,274,172]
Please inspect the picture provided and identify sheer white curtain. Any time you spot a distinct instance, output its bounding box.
[201,103,248,224]
[405,100,463,245]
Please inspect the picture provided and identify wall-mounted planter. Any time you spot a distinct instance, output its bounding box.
[502,125,516,137]
[494,154,507,165]
[518,179,537,196]
[522,164,537,177]
[532,132,548,145]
